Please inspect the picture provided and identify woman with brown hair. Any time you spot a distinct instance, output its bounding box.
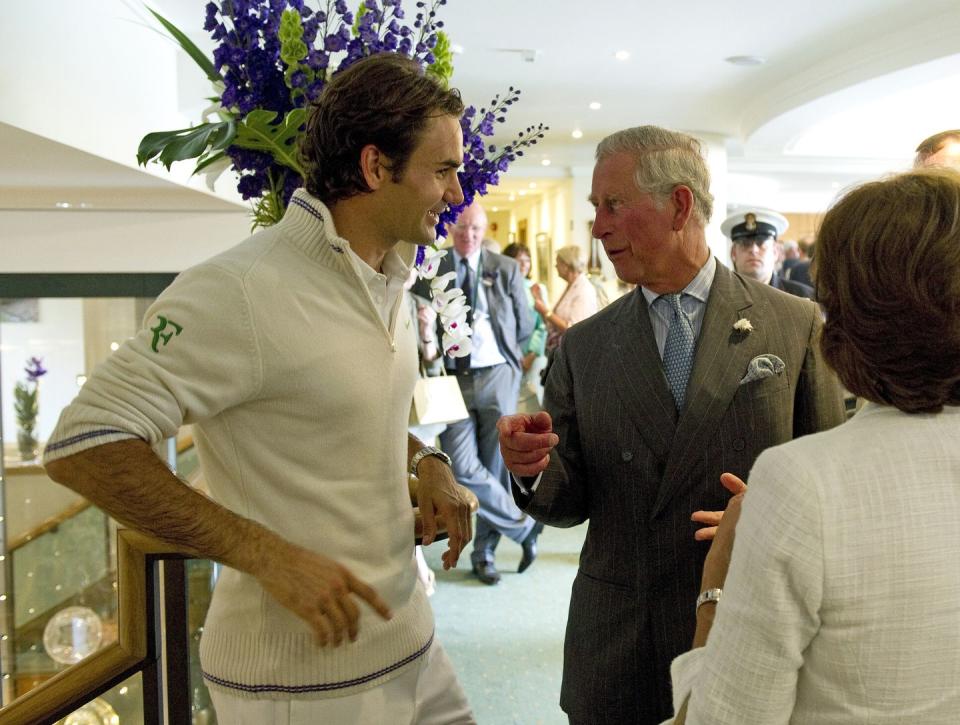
[666,168,960,724]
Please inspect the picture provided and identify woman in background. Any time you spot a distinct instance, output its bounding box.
[503,242,548,412]
[669,167,960,724]
[537,245,599,354]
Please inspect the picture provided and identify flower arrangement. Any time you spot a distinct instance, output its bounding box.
[136,0,546,357]
[13,356,47,461]
[732,318,754,334]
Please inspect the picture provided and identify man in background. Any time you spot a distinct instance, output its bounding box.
[915,129,960,168]
[497,125,846,724]
[722,208,814,299]
[415,201,540,585]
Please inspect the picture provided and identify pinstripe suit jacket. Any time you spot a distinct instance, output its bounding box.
[514,259,845,724]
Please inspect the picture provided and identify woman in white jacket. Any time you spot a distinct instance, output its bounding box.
[668,167,960,724]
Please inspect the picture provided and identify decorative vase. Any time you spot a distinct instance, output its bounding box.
[17,429,39,462]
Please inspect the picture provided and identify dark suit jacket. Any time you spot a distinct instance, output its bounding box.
[413,249,532,373]
[771,271,815,299]
[514,260,845,723]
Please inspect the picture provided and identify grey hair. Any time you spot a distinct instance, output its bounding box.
[555,245,586,273]
[595,125,714,226]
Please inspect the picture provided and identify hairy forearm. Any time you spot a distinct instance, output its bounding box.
[44,438,278,575]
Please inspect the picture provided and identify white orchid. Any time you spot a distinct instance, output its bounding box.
[415,243,474,358]
[417,247,448,280]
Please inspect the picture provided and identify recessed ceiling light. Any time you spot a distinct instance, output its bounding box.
[492,206,499,212]
[589,101,602,110]
[571,128,583,139]
[55,201,72,209]
[724,55,766,67]
[614,50,630,61]
[529,182,537,189]
[541,159,552,167]
[518,190,527,196]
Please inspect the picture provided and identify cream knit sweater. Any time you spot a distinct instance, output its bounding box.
[44,190,433,699]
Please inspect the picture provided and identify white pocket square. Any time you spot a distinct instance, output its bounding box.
[739,354,785,385]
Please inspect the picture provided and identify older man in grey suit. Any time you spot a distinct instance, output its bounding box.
[498,126,846,724]
[414,201,539,585]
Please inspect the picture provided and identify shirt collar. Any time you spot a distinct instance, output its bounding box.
[641,255,717,307]
[451,247,482,271]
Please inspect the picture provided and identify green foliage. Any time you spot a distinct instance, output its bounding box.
[279,9,313,100]
[137,120,236,171]
[234,109,307,176]
[426,31,454,87]
[146,5,222,84]
[13,382,38,433]
[352,2,369,36]
[250,179,287,229]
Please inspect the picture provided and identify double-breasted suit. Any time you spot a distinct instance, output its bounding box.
[513,259,845,723]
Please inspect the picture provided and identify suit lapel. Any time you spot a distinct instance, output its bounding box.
[652,263,763,516]
[610,289,676,462]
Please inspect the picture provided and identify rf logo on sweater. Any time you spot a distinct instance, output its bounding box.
[149,315,183,352]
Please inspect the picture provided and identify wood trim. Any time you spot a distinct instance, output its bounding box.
[0,530,192,724]
[7,500,92,552]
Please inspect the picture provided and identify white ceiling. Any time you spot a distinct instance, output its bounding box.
[7,0,960,214]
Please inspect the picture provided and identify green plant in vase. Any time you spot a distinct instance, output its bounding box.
[13,356,47,462]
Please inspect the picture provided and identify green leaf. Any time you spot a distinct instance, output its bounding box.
[234,109,307,175]
[137,121,234,169]
[146,5,222,84]
[192,150,228,177]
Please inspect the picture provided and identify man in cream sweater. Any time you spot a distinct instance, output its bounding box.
[44,54,476,723]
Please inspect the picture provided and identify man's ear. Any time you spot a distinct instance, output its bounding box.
[670,185,695,231]
[359,144,389,190]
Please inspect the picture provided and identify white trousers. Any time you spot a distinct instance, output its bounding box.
[208,640,474,724]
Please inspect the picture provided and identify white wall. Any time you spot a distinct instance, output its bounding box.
[1,209,251,272]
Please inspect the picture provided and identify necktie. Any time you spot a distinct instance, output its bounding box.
[455,258,474,374]
[661,293,696,411]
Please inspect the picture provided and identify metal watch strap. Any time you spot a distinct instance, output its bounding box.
[409,446,452,477]
[696,587,722,612]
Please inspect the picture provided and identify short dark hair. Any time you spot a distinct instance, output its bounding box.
[815,168,960,413]
[299,53,464,204]
[914,129,960,167]
[502,242,531,259]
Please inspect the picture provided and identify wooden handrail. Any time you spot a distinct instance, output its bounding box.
[7,499,92,552]
[0,480,476,723]
[0,531,188,725]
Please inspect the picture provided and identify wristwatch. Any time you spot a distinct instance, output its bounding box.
[695,587,722,612]
[409,446,452,477]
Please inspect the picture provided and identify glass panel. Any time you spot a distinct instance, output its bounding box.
[1,294,149,703]
[186,558,218,724]
[57,671,144,725]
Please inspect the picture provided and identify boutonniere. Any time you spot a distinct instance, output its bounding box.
[481,276,494,287]
[732,318,754,334]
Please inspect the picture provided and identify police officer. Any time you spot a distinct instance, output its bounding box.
[721,208,814,299]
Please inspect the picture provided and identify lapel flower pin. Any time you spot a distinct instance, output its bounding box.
[733,318,754,334]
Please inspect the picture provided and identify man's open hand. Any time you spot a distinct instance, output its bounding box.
[258,541,392,647]
[414,457,474,570]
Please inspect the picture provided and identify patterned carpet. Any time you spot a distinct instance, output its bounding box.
[422,520,588,725]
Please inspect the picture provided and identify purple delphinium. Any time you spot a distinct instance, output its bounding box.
[196,0,541,225]
[25,357,47,383]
